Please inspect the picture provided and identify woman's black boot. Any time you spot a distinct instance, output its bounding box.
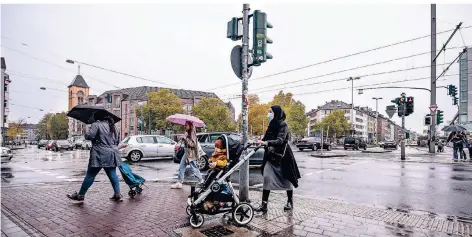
[109,194,123,202]
[284,200,293,211]
[67,192,84,201]
[255,201,268,213]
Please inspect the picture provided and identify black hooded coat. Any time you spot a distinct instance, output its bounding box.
[262,105,301,188]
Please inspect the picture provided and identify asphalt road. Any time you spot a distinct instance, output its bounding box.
[2,145,472,219]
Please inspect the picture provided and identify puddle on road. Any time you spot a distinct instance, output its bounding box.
[450,175,472,181]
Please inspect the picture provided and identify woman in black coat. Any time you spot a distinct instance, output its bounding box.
[256,105,301,213]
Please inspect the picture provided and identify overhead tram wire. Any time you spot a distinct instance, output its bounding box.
[247,46,469,93]
[0,37,180,89]
[220,59,466,98]
[206,25,472,91]
[1,44,119,89]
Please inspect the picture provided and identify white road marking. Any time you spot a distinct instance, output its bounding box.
[166,176,178,179]
[304,173,313,176]
[65,178,80,182]
[253,183,264,187]
[56,176,68,179]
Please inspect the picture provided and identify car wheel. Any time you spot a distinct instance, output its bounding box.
[299,148,304,151]
[327,145,331,151]
[363,146,366,150]
[128,151,142,162]
[344,147,347,150]
[311,146,316,151]
[195,155,209,171]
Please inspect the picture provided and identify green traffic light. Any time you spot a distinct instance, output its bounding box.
[436,110,444,125]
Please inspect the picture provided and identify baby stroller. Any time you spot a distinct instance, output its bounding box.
[186,134,262,228]
[119,163,146,197]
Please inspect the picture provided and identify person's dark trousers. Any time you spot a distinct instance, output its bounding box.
[453,146,459,160]
[79,167,120,195]
[469,147,472,160]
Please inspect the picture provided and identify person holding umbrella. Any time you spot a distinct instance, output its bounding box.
[67,110,123,201]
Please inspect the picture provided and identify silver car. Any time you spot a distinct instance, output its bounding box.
[1,147,13,162]
[119,135,177,162]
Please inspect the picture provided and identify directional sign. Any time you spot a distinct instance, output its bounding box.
[386,105,396,119]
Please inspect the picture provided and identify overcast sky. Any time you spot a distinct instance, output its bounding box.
[1,3,471,133]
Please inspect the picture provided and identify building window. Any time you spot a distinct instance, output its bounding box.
[356,118,364,123]
[460,92,468,101]
[344,110,350,114]
[114,96,121,108]
[459,115,467,124]
[460,102,468,113]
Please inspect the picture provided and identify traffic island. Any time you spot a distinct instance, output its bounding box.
[362,149,393,154]
[311,153,348,158]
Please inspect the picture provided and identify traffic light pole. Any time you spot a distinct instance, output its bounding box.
[401,93,406,160]
[239,3,251,202]
[429,4,437,154]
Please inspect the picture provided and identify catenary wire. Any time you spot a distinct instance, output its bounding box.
[206,25,472,91]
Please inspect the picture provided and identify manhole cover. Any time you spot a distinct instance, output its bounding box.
[200,225,234,237]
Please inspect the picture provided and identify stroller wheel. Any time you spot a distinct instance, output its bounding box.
[136,187,143,194]
[189,213,204,228]
[186,205,192,216]
[232,202,254,226]
[128,190,137,197]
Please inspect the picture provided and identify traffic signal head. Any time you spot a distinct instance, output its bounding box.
[252,10,273,66]
[449,85,458,97]
[453,96,458,105]
[424,115,432,126]
[227,17,242,41]
[405,96,414,116]
[436,110,444,125]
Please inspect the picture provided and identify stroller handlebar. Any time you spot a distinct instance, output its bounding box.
[243,143,263,152]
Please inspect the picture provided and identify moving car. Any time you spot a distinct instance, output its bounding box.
[343,136,367,150]
[173,132,265,170]
[119,135,177,162]
[296,137,332,151]
[52,140,73,151]
[383,140,398,150]
[81,140,92,150]
[1,147,13,162]
[45,140,55,150]
[74,139,84,149]
[37,140,49,149]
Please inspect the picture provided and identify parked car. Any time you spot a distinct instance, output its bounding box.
[383,140,398,150]
[343,136,367,150]
[81,140,92,150]
[45,140,55,150]
[296,137,332,151]
[379,141,385,148]
[37,140,49,149]
[73,139,84,149]
[173,132,265,170]
[119,135,177,162]
[52,140,73,151]
[1,147,13,162]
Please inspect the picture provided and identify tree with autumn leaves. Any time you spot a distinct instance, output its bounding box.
[313,110,350,139]
[238,91,309,137]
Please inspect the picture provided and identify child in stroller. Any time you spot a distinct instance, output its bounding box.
[186,134,262,228]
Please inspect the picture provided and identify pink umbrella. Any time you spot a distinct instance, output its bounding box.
[166,114,206,128]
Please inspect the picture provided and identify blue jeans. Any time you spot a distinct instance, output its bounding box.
[177,149,202,183]
[79,167,120,195]
[453,146,459,160]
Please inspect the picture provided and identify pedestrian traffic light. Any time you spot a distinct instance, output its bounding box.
[252,10,273,66]
[453,96,458,105]
[397,104,405,117]
[405,96,414,116]
[424,115,432,126]
[227,17,242,41]
[436,110,444,125]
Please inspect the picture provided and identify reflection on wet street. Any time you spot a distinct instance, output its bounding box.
[2,146,472,219]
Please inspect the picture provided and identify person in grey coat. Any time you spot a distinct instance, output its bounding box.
[67,111,122,202]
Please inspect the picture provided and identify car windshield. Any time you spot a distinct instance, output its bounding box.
[345,137,355,142]
[57,140,69,145]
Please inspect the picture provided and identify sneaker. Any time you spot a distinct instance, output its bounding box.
[109,194,123,202]
[171,182,183,189]
[67,192,84,202]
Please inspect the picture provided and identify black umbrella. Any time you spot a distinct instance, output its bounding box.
[441,125,468,132]
[66,105,121,124]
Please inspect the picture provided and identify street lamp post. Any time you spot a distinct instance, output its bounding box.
[347,77,361,135]
[372,97,383,145]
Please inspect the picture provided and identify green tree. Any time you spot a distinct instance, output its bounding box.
[50,113,69,139]
[192,98,236,132]
[136,89,184,132]
[285,101,309,137]
[248,103,270,136]
[37,113,54,139]
[270,91,293,108]
[313,110,350,138]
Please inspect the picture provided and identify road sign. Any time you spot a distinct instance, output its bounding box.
[230,45,253,79]
[386,105,396,118]
[429,104,438,113]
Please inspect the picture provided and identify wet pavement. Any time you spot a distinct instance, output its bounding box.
[2,145,472,236]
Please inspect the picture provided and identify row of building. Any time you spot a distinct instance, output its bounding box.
[306,100,417,143]
[67,74,236,140]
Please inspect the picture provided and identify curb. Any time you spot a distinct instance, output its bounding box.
[362,150,393,154]
[311,154,348,158]
[2,204,44,237]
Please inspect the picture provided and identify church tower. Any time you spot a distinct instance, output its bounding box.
[68,69,89,138]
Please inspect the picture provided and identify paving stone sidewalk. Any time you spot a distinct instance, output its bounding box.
[2,182,471,237]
